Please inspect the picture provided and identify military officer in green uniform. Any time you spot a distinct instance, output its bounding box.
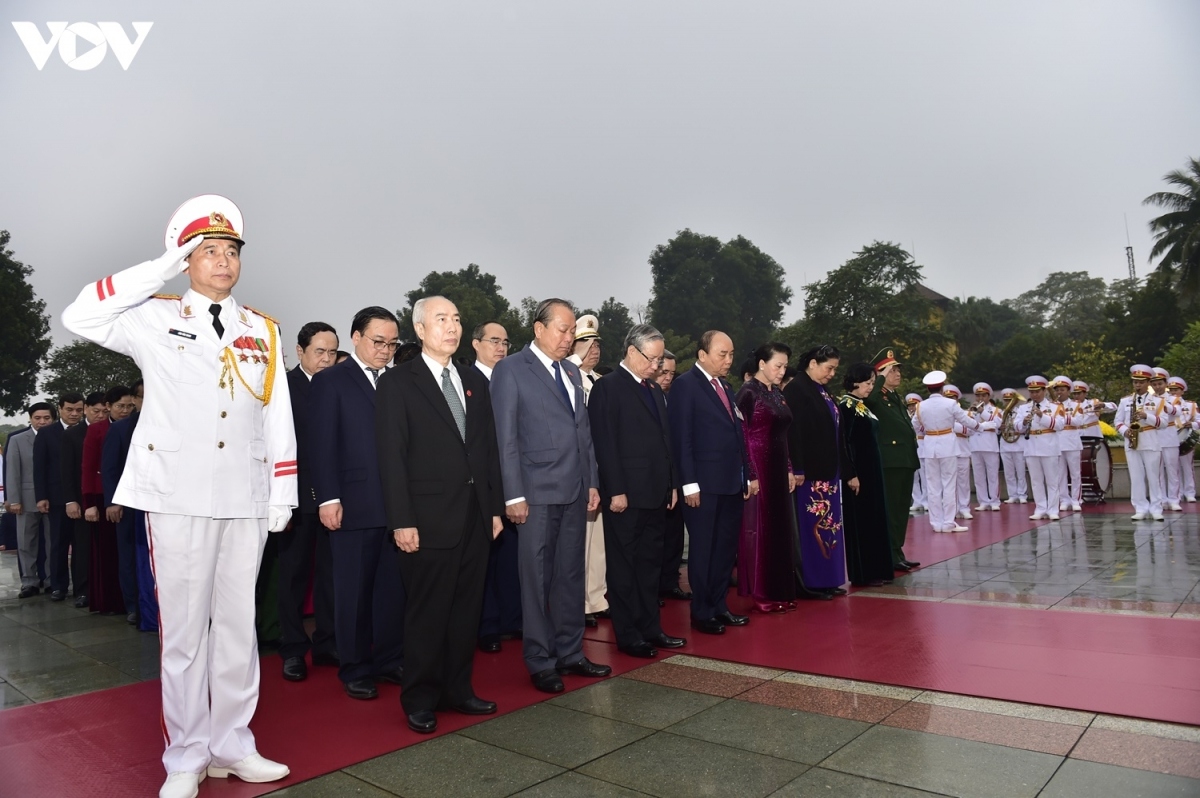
[864,348,921,572]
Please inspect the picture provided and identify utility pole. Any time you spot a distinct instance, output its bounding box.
[1125,214,1136,280]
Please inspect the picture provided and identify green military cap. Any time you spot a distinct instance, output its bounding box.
[872,347,901,372]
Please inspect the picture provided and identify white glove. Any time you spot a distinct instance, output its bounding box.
[267,505,292,533]
[154,235,204,277]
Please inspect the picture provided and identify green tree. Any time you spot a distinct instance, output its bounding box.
[1144,156,1200,298]
[41,340,141,399]
[648,230,792,353]
[943,297,1026,361]
[0,231,52,414]
[1159,321,1200,399]
[793,242,953,373]
[1105,270,1191,365]
[1002,271,1109,342]
[1049,336,1132,403]
[395,264,525,361]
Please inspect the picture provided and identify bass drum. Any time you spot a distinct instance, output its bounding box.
[1080,437,1112,503]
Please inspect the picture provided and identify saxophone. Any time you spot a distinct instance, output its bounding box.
[1000,394,1021,443]
[1128,385,1156,451]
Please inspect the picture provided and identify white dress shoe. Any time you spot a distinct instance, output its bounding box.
[1048,514,1060,521]
[1004,498,1018,504]
[1059,504,1069,512]
[1029,514,1043,520]
[948,524,969,532]
[974,505,988,512]
[1153,513,1166,521]
[207,753,290,783]
[1168,503,1183,511]
[1186,496,1196,503]
[990,504,1002,511]
[1131,513,1146,520]
[160,772,204,798]
[961,511,973,519]
[1071,503,1082,512]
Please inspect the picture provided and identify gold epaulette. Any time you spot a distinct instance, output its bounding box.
[241,304,279,326]
[152,293,182,300]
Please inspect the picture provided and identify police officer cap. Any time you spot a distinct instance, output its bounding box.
[922,370,947,387]
[574,314,601,341]
[905,393,922,404]
[1025,375,1048,389]
[973,382,992,395]
[943,385,962,399]
[165,194,245,250]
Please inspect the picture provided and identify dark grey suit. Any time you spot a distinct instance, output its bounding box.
[491,345,599,675]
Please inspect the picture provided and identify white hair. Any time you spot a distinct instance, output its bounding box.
[412,295,452,326]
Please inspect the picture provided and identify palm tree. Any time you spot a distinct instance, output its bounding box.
[1144,157,1200,298]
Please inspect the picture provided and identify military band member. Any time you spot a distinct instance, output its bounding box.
[998,388,1028,503]
[912,372,978,533]
[1114,365,1166,521]
[906,393,926,513]
[1049,375,1085,513]
[1168,377,1199,502]
[967,383,1003,511]
[1151,367,1184,511]
[1019,376,1064,521]
[61,196,296,798]
[944,385,975,519]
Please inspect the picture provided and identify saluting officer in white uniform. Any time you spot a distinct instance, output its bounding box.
[1114,365,1167,521]
[967,383,1003,511]
[944,385,975,519]
[62,196,296,798]
[998,388,1028,504]
[1167,377,1200,502]
[1018,376,1064,521]
[912,372,978,533]
[906,394,926,512]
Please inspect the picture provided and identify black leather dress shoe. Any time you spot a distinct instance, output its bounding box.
[828,587,847,596]
[478,635,502,653]
[376,667,404,685]
[18,586,40,599]
[126,612,139,625]
[453,697,497,715]
[344,678,378,700]
[73,594,88,608]
[282,656,308,682]
[661,586,693,600]
[691,618,725,635]
[893,562,913,572]
[499,629,522,640]
[594,609,611,619]
[716,611,749,626]
[558,657,612,677]
[650,633,686,649]
[50,590,66,602]
[618,642,657,658]
[407,710,437,733]
[311,650,340,667]
[584,614,598,628]
[531,669,564,693]
[903,560,921,568]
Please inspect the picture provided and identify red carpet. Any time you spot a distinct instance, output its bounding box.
[900,503,1057,566]
[4,508,1197,796]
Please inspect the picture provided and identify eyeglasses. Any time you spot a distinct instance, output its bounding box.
[478,337,510,348]
[635,347,664,367]
[368,337,401,352]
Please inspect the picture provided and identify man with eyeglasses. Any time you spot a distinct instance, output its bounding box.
[309,306,406,702]
[471,322,522,653]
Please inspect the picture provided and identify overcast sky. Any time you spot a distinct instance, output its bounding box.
[3,1,1199,377]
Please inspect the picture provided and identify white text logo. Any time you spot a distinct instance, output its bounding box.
[12,22,153,70]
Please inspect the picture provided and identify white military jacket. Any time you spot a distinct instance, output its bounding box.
[1015,399,1063,457]
[912,394,978,459]
[967,403,1002,454]
[1114,392,1165,453]
[62,255,297,519]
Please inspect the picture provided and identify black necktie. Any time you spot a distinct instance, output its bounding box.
[366,367,379,387]
[209,303,224,339]
[552,361,573,410]
[640,379,661,425]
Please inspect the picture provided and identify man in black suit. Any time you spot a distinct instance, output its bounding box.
[588,325,686,658]
[376,296,503,733]
[668,331,757,635]
[654,352,690,601]
[63,392,108,606]
[277,322,340,682]
[309,307,405,700]
[471,321,522,654]
[35,393,84,600]
[491,299,609,694]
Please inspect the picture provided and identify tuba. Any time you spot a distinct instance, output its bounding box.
[1000,394,1022,443]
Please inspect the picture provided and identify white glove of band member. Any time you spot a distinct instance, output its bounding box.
[268,505,292,533]
[154,235,205,277]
